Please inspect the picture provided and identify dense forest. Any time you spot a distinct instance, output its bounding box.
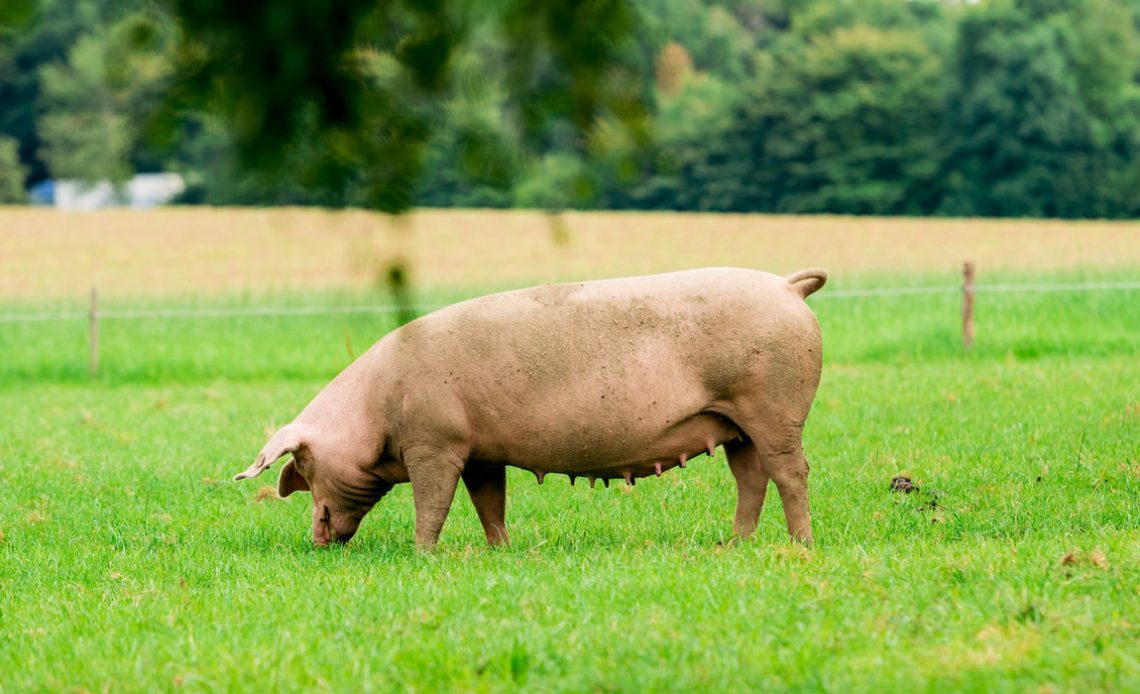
[3,0,1140,217]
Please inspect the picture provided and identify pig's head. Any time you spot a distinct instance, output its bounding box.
[233,424,395,545]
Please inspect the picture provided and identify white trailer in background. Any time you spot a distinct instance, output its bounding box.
[49,173,186,210]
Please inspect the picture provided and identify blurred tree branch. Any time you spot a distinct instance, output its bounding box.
[154,0,649,214]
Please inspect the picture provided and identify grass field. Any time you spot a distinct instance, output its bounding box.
[1,210,1139,692]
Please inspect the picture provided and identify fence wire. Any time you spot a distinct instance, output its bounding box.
[0,280,1138,324]
[818,280,1140,299]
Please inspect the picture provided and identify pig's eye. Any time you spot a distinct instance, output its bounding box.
[321,507,331,524]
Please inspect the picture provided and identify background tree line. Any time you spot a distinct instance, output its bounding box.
[3,0,1140,218]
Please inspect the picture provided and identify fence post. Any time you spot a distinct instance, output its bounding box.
[962,262,975,350]
[89,286,99,377]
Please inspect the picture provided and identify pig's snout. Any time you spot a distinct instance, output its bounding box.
[312,522,333,547]
[312,503,338,546]
[312,503,359,546]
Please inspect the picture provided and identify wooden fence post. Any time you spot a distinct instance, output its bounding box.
[89,286,99,377]
[962,262,975,350]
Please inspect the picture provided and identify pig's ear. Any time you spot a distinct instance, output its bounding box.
[233,426,306,481]
[277,459,311,497]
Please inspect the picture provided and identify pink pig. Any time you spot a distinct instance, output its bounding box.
[235,267,827,549]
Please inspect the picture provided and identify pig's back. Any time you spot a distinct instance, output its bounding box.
[388,268,817,469]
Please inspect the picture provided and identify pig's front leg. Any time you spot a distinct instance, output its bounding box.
[461,464,509,546]
[404,445,466,550]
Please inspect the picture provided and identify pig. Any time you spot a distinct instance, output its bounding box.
[234,267,827,549]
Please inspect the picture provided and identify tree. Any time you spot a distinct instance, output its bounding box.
[727,23,946,214]
[637,0,759,83]
[628,63,746,210]
[37,31,131,181]
[0,135,27,202]
[36,9,179,183]
[414,25,520,209]
[940,1,1140,218]
[0,0,147,184]
[157,0,649,213]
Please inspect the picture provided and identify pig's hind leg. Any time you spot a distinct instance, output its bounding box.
[462,464,509,546]
[759,439,812,545]
[730,412,814,545]
[724,438,770,539]
[729,331,820,545]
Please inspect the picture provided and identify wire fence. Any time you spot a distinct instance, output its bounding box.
[0,303,448,324]
[1,279,1138,324]
[4,276,1137,376]
[818,280,1140,299]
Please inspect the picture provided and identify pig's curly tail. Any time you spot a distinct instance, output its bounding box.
[786,268,828,299]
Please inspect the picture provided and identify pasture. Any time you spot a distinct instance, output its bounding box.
[1,209,1138,691]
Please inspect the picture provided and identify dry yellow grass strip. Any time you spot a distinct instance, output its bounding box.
[1,207,1138,301]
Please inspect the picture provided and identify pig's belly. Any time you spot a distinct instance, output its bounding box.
[465,333,745,480]
[496,409,744,482]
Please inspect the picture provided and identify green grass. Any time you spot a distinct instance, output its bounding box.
[1,273,1139,691]
[2,271,1137,384]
